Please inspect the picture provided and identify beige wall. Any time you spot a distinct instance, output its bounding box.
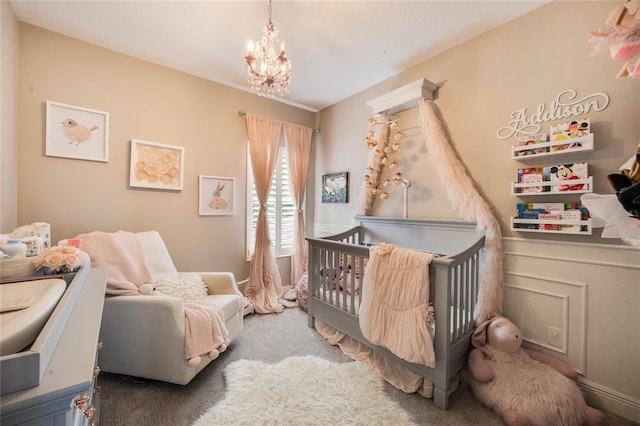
[15,23,316,283]
[1,1,19,232]
[315,1,640,245]
[314,2,640,420]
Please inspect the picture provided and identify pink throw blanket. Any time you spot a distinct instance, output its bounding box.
[359,243,436,367]
[76,230,152,295]
[184,299,229,360]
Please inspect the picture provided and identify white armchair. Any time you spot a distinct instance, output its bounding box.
[97,231,243,385]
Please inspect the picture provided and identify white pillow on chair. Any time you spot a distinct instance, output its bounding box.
[154,273,208,302]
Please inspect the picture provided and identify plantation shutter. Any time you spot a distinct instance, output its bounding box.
[280,150,295,253]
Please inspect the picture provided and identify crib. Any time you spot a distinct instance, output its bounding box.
[306,216,485,410]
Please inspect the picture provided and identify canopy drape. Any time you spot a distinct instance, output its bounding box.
[352,102,504,324]
[418,99,504,324]
[245,113,284,314]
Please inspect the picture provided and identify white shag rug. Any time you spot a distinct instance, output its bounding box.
[192,356,417,426]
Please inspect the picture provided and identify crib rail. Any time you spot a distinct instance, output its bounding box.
[308,229,483,342]
[432,236,484,344]
[307,226,368,318]
[306,220,485,411]
[317,225,364,244]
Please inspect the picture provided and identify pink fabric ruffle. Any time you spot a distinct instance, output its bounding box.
[588,3,640,78]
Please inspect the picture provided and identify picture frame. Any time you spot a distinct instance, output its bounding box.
[199,175,235,216]
[321,171,349,203]
[129,139,185,190]
[45,101,109,162]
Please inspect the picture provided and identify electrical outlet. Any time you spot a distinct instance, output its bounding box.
[548,326,563,348]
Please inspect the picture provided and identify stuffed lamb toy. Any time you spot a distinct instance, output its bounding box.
[466,316,605,426]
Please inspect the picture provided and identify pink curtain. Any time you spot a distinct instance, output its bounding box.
[245,113,284,314]
[283,122,313,297]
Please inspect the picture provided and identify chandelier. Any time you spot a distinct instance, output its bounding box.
[245,0,292,96]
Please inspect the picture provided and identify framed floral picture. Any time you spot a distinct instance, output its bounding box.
[45,101,109,162]
[199,175,235,216]
[129,139,185,190]
[321,171,349,203]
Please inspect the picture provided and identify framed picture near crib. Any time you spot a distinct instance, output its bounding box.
[321,171,349,203]
[45,101,110,162]
[199,175,235,216]
[129,139,184,191]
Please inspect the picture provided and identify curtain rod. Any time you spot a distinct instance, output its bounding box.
[238,110,320,133]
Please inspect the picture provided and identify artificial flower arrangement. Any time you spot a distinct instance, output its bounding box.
[589,0,640,78]
[363,114,407,201]
[32,245,90,274]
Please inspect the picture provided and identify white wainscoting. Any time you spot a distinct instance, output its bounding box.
[313,222,353,238]
[504,237,639,423]
[504,275,586,372]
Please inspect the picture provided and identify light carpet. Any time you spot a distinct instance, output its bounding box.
[192,355,417,426]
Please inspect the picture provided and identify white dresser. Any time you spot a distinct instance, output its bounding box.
[1,267,107,425]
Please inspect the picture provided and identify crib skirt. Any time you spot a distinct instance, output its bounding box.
[315,320,460,398]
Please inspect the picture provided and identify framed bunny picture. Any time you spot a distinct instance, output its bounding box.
[199,175,235,216]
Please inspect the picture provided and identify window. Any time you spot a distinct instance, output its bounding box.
[246,143,296,260]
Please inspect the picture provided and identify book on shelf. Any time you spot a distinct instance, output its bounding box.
[516,201,588,216]
[538,213,562,231]
[514,202,590,232]
[532,202,565,213]
[517,208,547,219]
[545,162,588,192]
[550,117,590,151]
[516,167,547,193]
[516,134,548,156]
[515,207,546,229]
[551,209,582,232]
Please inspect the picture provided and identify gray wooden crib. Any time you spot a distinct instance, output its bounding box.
[306,216,485,410]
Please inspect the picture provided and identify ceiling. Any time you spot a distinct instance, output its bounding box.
[9,0,550,112]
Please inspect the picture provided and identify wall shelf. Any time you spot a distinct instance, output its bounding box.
[511,133,594,160]
[511,177,593,196]
[511,217,592,235]
[510,131,595,235]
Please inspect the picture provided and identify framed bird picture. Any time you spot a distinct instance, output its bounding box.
[45,101,109,162]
